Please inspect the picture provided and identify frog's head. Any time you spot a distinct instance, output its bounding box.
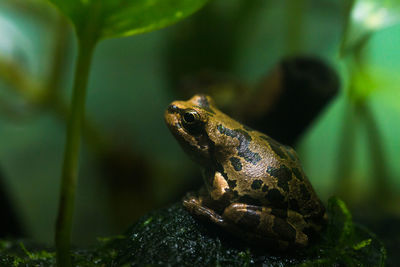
[165,94,219,166]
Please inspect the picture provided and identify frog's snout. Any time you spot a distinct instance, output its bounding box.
[165,103,182,130]
[167,104,179,114]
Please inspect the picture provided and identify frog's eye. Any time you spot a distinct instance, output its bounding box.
[182,109,200,125]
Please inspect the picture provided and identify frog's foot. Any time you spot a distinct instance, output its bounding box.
[183,192,225,225]
[222,203,309,249]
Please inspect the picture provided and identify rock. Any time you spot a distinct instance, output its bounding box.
[112,197,386,266]
[0,198,386,266]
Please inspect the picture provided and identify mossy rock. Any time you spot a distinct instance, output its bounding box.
[0,197,386,266]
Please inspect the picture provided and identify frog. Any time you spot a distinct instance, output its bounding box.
[164,94,326,250]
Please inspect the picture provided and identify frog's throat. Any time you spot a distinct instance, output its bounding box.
[176,132,214,167]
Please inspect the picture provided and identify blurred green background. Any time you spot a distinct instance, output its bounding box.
[0,0,399,259]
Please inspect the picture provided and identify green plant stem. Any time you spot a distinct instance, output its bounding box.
[358,102,392,205]
[55,38,96,267]
[335,100,358,200]
[286,0,305,55]
[339,0,355,57]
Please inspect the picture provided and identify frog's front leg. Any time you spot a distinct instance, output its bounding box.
[183,191,225,225]
[183,171,231,225]
[222,203,309,249]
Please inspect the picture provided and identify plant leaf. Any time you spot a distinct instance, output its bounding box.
[352,0,400,30]
[327,197,354,245]
[342,0,400,54]
[48,0,211,40]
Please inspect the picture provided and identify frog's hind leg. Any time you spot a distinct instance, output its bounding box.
[222,203,308,249]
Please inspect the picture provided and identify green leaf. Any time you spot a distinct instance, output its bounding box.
[341,0,400,55]
[47,0,211,41]
[352,0,400,30]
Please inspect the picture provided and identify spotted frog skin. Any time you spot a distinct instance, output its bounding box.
[165,94,326,249]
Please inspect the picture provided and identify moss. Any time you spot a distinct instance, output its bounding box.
[0,197,386,266]
[0,239,117,266]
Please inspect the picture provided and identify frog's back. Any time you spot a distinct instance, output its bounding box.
[220,126,324,219]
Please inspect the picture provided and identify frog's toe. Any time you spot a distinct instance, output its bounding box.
[182,196,200,210]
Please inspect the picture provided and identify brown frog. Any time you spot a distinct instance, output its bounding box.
[164,94,326,250]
